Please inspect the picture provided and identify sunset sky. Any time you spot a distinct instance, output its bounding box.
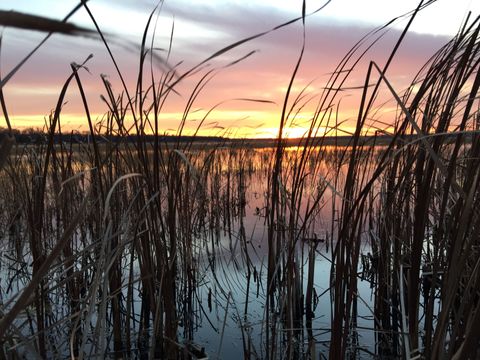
[0,0,478,138]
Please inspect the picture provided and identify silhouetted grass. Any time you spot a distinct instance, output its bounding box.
[0,1,479,359]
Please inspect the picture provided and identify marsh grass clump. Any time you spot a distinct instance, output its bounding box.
[371,14,480,359]
[0,1,479,359]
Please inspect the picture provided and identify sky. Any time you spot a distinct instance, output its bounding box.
[0,0,479,138]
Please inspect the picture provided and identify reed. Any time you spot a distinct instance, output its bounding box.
[0,1,479,359]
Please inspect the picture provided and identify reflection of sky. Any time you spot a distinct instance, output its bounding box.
[1,1,478,136]
[187,146,380,357]
[195,222,377,358]
[0,145,397,356]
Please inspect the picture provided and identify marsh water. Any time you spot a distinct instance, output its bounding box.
[0,144,384,358]
[184,147,379,358]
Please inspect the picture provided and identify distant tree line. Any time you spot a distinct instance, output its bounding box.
[0,126,468,146]
[0,127,225,144]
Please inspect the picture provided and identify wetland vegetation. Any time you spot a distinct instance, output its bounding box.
[0,1,479,359]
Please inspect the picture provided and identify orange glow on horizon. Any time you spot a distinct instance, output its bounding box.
[3,111,385,139]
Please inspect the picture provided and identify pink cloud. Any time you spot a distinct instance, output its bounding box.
[0,4,451,136]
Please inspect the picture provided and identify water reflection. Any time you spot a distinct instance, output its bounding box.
[0,144,385,358]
